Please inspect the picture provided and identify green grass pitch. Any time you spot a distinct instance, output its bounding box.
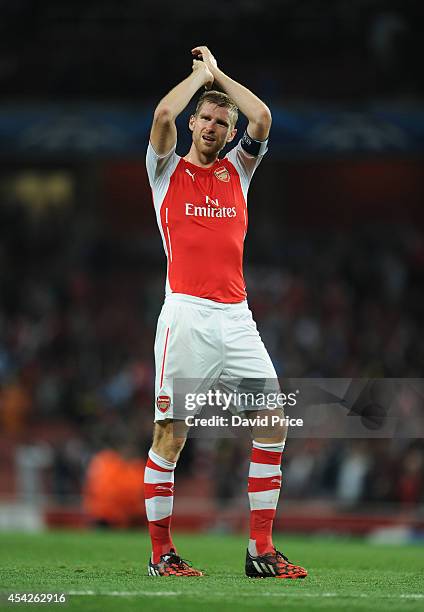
[0,530,423,611]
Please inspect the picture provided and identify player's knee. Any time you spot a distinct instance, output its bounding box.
[271,421,288,445]
[266,424,288,446]
[251,408,288,445]
[253,434,286,446]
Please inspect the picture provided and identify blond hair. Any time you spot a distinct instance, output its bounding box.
[195,90,239,128]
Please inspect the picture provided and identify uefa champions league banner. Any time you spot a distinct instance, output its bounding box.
[0,105,423,155]
[0,107,152,156]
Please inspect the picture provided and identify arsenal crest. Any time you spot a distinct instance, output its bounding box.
[156,395,171,413]
[214,167,230,182]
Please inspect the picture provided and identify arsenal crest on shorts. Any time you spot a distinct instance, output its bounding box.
[156,395,171,413]
[214,167,230,182]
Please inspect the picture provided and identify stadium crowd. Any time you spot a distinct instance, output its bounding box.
[0,176,423,515]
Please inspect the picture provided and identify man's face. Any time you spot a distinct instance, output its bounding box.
[189,102,237,157]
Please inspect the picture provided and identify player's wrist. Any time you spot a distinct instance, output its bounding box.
[211,66,224,82]
[191,67,212,88]
[194,63,213,81]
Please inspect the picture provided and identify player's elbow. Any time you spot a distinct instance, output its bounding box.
[153,105,174,126]
[256,106,272,132]
[249,107,272,141]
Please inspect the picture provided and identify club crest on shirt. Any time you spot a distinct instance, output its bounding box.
[156,395,171,413]
[214,167,230,182]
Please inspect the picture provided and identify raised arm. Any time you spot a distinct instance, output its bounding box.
[192,46,272,142]
[150,60,214,156]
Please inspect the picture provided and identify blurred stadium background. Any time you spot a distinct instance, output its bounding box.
[0,0,423,540]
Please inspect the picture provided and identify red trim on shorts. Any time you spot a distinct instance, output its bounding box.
[160,327,170,388]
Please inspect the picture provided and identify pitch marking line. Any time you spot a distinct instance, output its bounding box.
[68,591,424,600]
[69,591,178,597]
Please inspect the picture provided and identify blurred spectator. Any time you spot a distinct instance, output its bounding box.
[336,442,371,505]
[83,446,145,528]
[0,378,31,435]
[15,442,53,504]
[396,446,424,506]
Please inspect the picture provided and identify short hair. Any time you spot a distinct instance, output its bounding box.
[195,90,239,128]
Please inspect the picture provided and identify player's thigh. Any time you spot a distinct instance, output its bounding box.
[154,301,222,420]
[223,307,279,389]
[223,310,286,441]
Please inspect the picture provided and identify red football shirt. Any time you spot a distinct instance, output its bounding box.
[146,139,267,303]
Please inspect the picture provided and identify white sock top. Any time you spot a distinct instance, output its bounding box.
[148,448,177,470]
[252,440,285,453]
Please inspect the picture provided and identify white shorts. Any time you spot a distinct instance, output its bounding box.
[154,293,279,421]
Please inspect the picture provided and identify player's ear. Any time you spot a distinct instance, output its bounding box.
[189,114,196,132]
[226,127,237,143]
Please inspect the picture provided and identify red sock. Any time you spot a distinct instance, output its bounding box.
[148,517,175,562]
[249,509,276,554]
[247,442,284,556]
[144,449,176,563]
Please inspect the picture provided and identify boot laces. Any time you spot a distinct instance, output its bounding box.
[272,549,292,568]
[162,552,193,571]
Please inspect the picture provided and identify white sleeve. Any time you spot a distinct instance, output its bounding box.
[225,137,268,202]
[145,141,180,188]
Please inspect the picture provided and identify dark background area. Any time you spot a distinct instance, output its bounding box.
[1,0,423,101]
